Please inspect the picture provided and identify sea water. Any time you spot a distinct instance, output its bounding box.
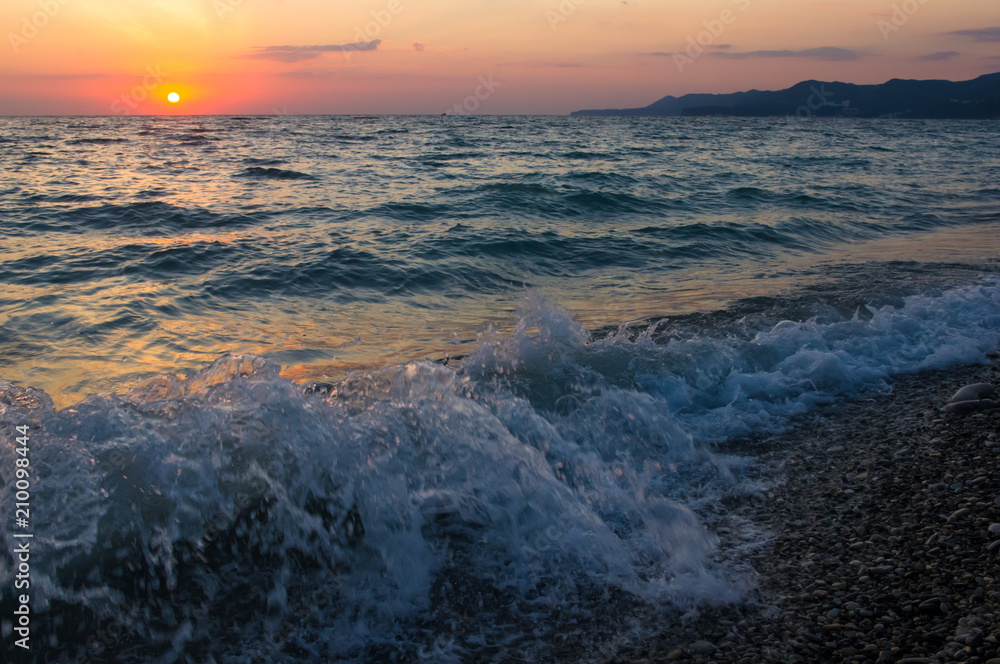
[1,115,999,662]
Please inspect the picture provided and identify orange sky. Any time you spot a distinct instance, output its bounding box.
[0,0,997,115]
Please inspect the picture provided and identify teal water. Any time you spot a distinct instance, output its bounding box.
[2,115,1000,663]
[1,115,999,401]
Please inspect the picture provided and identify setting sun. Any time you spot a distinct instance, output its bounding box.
[167,92,180,103]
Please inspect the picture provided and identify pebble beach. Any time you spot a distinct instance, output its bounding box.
[621,357,1000,664]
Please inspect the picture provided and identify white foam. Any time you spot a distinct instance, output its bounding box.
[1,276,998,660]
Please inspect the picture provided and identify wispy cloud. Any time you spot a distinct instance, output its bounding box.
[643,44,729,57]
[277,70,338,78]
[244,40,382,62]
[919,50,960,61]
[949,27,1000,42]
[496,61,585,68]
[713,47,862,61]
[5,73,113,80]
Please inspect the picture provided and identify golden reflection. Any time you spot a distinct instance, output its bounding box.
[6,222,1000,411]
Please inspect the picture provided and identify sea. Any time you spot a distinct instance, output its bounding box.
[1,115,999,662]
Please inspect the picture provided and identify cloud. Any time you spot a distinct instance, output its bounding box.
[412,42,426,52]
[919,50,960,61]
[644,44,729,57]
[496,61,585,68]
[949,27,1000,42]
[278,70,338,78]
[244,50,320,63]
[713,47,862,61]
[643,46,858,61]
[244,40,382,62]
[7,73,113,79]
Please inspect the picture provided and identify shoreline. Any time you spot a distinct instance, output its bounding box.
[619,357,1000,663]
[4,304,1000,661]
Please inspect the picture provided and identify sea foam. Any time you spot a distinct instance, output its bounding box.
[2,277,999,661]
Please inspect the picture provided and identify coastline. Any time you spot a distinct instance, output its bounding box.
[3,331,999,662]
[620,356,1000,663]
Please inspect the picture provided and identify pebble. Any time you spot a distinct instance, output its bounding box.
[943,398,996,415]
[949,383,995,403]
[918,598,942,613]
[990,523,1000,535]
[689,640,715,654]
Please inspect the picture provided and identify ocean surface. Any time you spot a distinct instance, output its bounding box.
[1,115,1000,662]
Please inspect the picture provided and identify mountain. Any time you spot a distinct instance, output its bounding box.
[570,73,1000,119]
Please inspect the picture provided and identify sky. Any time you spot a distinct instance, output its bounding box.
[0,0,997,115]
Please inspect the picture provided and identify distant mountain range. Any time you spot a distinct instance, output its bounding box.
[570,72,1000,119]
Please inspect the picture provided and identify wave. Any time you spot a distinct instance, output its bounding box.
[9,201,264,236]
[363,201,454,222]
[238,167,318,180]
[561,150,620,160]
[66,137,129,145]
[19,192,104,203]
[243,157,288,166]
[434,182,688,220]
[2,278,999,661]
[202,244,524,300]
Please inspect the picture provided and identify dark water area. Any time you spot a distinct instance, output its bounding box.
[1,115,999,662]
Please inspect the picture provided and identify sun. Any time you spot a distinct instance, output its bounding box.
[167,92,180,103]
